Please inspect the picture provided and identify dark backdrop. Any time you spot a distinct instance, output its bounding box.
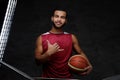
[0,0,120,80]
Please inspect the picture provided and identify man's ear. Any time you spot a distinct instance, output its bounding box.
[51,16,53,21]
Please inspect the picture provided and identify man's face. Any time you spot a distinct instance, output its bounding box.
[51,10,67,29]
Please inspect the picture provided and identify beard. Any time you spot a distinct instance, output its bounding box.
[51,21,66,29]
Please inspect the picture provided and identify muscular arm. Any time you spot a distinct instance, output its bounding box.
[35,35,64,63]
[72,34,89,61]
[72,34,93,74]
[35,36,50,63]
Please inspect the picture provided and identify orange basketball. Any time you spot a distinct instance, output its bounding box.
[68,55,89,73]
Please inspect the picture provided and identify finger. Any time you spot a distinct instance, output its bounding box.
[85,66,92,74]
[85,65,92,70]
[53,42,58,46]
[87,67,92,73]
[79,72,87,76]
[53,43,60,48]
[85,66,90,70]
[47,40,51,45]
[58,49,64,52]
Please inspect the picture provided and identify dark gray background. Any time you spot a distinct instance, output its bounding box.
[0,0,120,80]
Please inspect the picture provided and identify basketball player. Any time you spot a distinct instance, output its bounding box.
[35,8,93,78]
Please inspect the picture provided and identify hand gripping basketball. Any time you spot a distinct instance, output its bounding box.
[68,55,89,74]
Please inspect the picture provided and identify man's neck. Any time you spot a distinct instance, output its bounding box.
[50,27,63,34]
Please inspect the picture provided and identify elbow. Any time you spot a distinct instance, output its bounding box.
[35,54,46,64]
[35,54,42,62]
[34,55,44,65]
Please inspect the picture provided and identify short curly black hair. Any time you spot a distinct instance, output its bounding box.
[50,5,68,18]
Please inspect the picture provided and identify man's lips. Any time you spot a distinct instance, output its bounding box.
[55,22,62,25]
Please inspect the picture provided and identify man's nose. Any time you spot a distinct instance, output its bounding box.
[57,17,61,21]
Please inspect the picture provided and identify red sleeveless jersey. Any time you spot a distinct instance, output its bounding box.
[41,32,73,78]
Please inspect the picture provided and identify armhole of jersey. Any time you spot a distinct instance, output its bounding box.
[64,32,69,34]
[42,32,50,35]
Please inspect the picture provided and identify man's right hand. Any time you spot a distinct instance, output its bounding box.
[46,40,64,56]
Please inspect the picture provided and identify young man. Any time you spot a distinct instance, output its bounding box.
[35,8,93,78]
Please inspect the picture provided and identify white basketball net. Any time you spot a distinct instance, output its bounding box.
[0,0,17,61]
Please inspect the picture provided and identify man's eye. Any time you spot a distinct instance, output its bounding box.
[61,17,65,19]
[54,15,58,18]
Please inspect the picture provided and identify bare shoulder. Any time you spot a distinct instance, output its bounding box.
[36,32,49,45]
[71,34,76,38]
[71,34,78,40]
[36,35,42,45]
[72,34,78,44]
[36,35,42,40]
